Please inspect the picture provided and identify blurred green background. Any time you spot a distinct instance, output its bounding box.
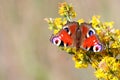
[0,0,120,80]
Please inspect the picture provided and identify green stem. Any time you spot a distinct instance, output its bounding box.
[66,15,71,22]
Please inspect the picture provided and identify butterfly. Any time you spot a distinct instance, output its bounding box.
[50,21,103,52]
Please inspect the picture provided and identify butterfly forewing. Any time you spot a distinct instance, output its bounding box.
[50,22,79,47]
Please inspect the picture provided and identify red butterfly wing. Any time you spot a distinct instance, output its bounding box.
[76,23,103,52]
[50,22,79,47]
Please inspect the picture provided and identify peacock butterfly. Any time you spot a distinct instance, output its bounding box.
[50,21,103,52]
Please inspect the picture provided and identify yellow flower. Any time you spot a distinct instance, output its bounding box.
[45,17,67,34]
[53,18,67,34]
[103,21,114,29]
[115,29,120,36]
[71,10,77,18]
[112,77,119,80]
[72,53,84,61]
[111,41,120,48]
[54,18,63,29]
[95,69,105,78]
[77,19,84,25]
[58,2,76,20]
[74,61,88,68]
[112,62,119,71]
[103,36,111,43]
[91,15,100,27]
[72,49,88,68]
[58,6,66,16]
[95,56,120,80]
[62,18,67,25]
[53,29,59,34]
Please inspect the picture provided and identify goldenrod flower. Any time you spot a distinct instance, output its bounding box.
[111,41,120,48]
[95,56,120,80]
[58,2,76,21]
[72,50,88,68]
[45,17,67,34]
[103,21,114,29]
[115,29,120,36]
[95,69,105,79]
[74,61,88,68]
[54,18,62,27]
[90,15,100,28]
[77,19,84,25]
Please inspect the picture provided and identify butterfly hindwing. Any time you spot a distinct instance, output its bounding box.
[79,23,103,52]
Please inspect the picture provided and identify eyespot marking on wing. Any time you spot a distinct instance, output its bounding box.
[87,28,95,38]
[93,44,102,52]
[51,36,62,46]
[63,26,71,35]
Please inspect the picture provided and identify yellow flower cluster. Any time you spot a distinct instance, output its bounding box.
[111,29,120,48]
[77,19,84,25]
[95,56,120,80]
[45,18,67,34]
[45,2,120,80]
[72,49,88,68]
[90,15,101,27]
[58,2,76,21]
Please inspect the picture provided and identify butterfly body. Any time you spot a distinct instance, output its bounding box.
[50,22,103,52]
